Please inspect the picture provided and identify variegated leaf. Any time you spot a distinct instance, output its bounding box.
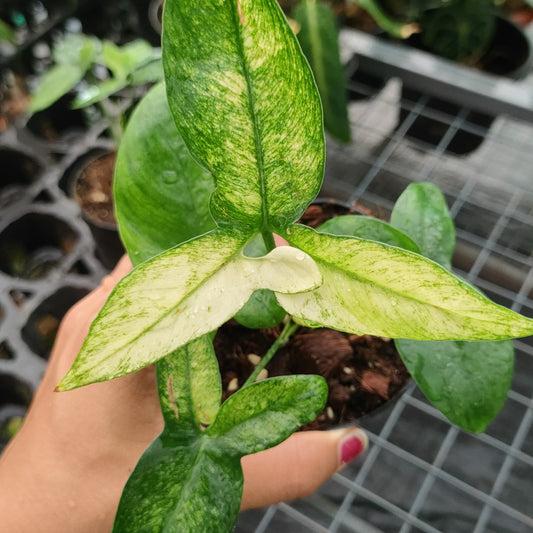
[277,225,533,340]
[162,0,324,229]
[58,230,321,390]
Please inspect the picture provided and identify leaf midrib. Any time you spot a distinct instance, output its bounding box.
[231,2,269,230]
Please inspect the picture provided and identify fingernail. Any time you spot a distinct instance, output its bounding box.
[338,428,368,466]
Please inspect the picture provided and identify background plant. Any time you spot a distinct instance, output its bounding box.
[29,32,162,140]
[55,0,533,530]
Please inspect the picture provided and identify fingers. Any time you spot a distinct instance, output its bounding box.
[240,427,368,510]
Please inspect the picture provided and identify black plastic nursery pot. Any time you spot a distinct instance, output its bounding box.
[214,200,411,431]
[399,16,531,155]
[64,147,125,269]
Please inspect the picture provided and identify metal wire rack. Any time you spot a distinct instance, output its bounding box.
[236,28,533,533]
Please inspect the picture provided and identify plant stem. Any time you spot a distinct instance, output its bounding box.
[242,318,300,388]
[98,100,123,145]
[261,229,276,252]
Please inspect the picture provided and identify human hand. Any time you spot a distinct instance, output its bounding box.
[0,255,368,533]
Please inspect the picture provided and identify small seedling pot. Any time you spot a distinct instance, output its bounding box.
[66,148,125,270]
[399,16,531,155]
[215,199,411,431]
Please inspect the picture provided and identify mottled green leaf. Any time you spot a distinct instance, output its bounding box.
[390,182,455,270]
[157,336,221,437]
[277,224,533,340]
[395,339,514,432]
[162,0,324,229]
[114,84,216,265]
[319,215,420,253]
[113,437,243,533]
[293,0,350,143]
[58,231,321,390]
[113,367,326,532]
[208,375,328,455]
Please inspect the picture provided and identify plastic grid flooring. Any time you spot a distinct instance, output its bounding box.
[236,44,533,533]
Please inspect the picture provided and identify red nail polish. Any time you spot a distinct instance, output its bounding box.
[339,429,368,465]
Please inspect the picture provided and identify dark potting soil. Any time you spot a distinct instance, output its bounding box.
[214,201,410,430]
[73,151,117,226]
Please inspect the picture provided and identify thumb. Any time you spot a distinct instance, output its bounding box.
[240,427,368,510]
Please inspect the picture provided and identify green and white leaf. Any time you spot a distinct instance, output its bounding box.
[293,0,351,143]
[395,339,514,433]
[114,83,216,265]
[162,0,324,229]
[390,182,455,270]
[58,231,321,390]
[277,224,533,340]
[319,215,420,253]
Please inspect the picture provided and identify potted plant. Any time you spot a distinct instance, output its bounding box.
[27,31,163,267]
[349,0,532,154]
[54,1,533,531]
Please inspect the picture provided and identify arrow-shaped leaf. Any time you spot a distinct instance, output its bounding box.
[162,0,324,229]
[114,364,326,532]
[58,231,321,390]
[277,224,533,340]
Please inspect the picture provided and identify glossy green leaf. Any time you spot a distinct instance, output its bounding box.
[234,289,287,328]
[115,83,216,265]
[208,375,328,454]
[162,0,324,229]
[318,215,420,253]
[157,336,221,437]
[395,339,514,432]
[277,224,533,340]
[293,0,350,143]
[58,231,322,390]
[390,182,455,270]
